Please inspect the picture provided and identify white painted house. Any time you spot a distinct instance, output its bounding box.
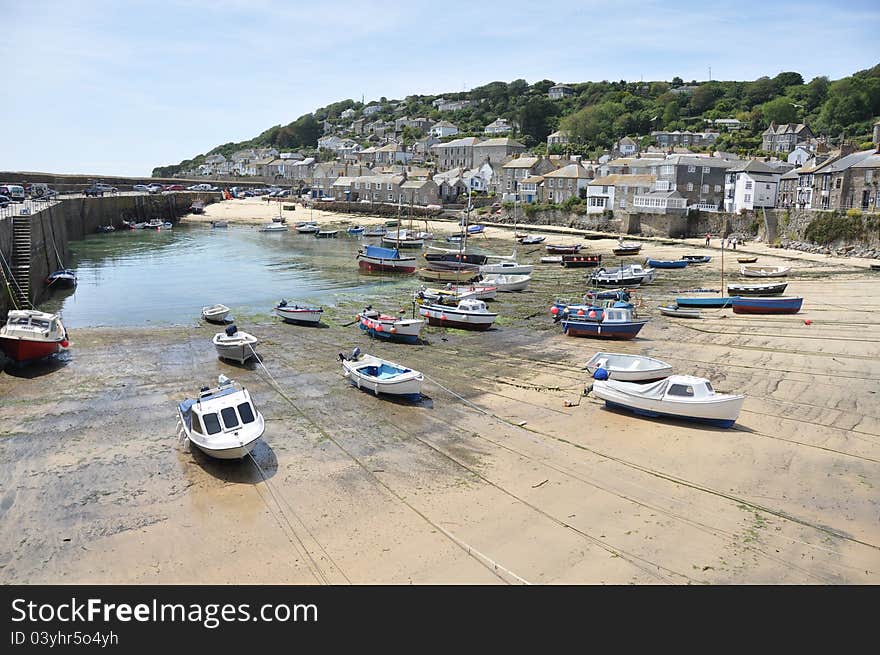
[724,161,782,212]
[787,146,811,167]
[430,120,459,139]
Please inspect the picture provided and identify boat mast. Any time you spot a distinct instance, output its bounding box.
[720,236,724,296]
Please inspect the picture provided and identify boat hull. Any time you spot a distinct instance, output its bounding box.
[0,337,65,362]
[561,255,601,268]
[275,307,323,324]
[358,257,416,273]
[358,315,423,343]
[191,438,259,460]
[675,296,737,308]
[659,305,702,318]
[545,245,581,254]
[731,297,802,314]
[561,319,647,339]
[727,283,787,296]
[418,305,496,330]
[646,259,687,269]
[417,268,479,283]
[612,248,641,256]
[603,401,737,428]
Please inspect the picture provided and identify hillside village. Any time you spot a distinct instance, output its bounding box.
[159,70,880,218]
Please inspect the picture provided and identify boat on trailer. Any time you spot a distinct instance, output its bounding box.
[591,374,745,428]
[201,304,230,323]
[731,296,803,314]
[418,298,497,330]
[339,348,423,402]
[177,375,265,460]
[212,325,258,364]
[358,307,424,343]
[0,309,69,363]
[274,300,323,324]
[727,282,787,296]
[585,351,673,382]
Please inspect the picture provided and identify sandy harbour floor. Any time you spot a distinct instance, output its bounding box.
[1,197,878,584]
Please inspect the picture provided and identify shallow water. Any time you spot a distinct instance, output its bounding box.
[42,224,424,327]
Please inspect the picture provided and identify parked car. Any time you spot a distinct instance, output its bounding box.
[163,184,185,191]
[133,184,150,192]
[83,185,104,197]
[147,184,163,194]
[0,184,26,202]
[95,183,118,193]
[0,195,11,208]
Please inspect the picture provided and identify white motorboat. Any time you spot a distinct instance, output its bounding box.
[382,230,424,249]
[296,222,320,233]
[448,283,497,301]
[584,351,673,382]
[274,300,323,324]
[590,264,656,286]
[479,261,534,276]
[415,285,477,304]
[479,273,531,292]
[591,374,745,428]
[260,223,288,232]
[339,348,423,401]
[0,309,69,363]
[144,219,163,230]
[177,375,265,460]
[358,307,425,343]
[212,325,259,364]
[418,298,497,330]
[740,265,790,278]
[201,303,230,323]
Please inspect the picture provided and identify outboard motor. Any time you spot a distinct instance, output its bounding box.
[278,299,287,307]
[593,367,609,380]
[225,324,238,337]
[350,347,361,361]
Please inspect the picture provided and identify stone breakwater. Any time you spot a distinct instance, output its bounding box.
[779,238,880,260]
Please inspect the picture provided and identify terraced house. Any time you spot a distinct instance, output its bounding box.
[761,123,814,154]
[542,163,593,203]
[499,156,555,198]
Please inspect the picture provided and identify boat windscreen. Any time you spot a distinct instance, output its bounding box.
[203,413,222,435]
[237,402,255,424]
[220,406,240,430]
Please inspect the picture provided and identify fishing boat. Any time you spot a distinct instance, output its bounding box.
[382,230,424,249]
[545,244,582,255]
[0,310,69,363]
[590,264,656,287]
[450,284,498,301]
[296,222,320,233]
[727,282,787,296]
[144,219,164,230]
[417,267,479,283]
[339,348,423,402]
[363,227,386,237]
[731,296,803,314]
[176,375,265,460]
[560,307,648,340]
[357,245,417,273]
[519,235,545,245]
[561,254,602,268]
[212,325,258,364]
[46,269,77,288]
[479,273,531,292]
[658,304,703,318]
[467,224,485,234]
[274,300,323,324]
[584,352,673,382]
[315,229,339,238]
[415,285,477,305]
[674,296,737,308]
[479,260,534,275]
[201,304,230,323]
[347,225,365,235]
[425,251,488,266]
[260,222,288,232]
[357,307,425,344]
[211,220,228,228]
[646,258,687,269]
[446,234,464,243]
[737,256,758,264]
[418,298,497,330]
[740,265,790,278]
[540,256,563,264]
[612,241,642,256]
[591,374,745,428]
[681,255,711,263]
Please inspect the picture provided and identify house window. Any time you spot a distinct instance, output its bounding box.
[602,186,608,193]
[387,183,392,190]
[745,181,753,190]
[835,178,842,189]
[703,167,710,174]
[745,194,752,203]
[701,184,709,194]
[688,165,696,173]
[714,185,721,192]
[388,194,393,200]
[867,170,874,182]
[686,183,693,191]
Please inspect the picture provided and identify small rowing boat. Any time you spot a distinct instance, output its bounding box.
[584,352,673,382]
[339,348,423,402]
[740,265,790,278]
[727,282,787,296]
[737,256,758,264]
[731,296,803,314]
[274,300,323,324]
[658,304,702,318]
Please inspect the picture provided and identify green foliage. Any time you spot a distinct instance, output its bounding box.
[762,97,799,125]
[804,212,864,244]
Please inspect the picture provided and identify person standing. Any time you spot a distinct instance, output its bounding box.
[731,235,737,250]
[705,231,711,247]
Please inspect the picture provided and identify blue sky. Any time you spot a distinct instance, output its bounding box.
[2,0,878,177]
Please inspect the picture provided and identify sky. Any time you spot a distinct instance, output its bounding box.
[2,0,878,177]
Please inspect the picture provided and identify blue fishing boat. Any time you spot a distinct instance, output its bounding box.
[681,255,711,263]
[585,289,631,302]
[467,224,485,234]
[675,296,739,308]
[560,307,648,340]
[347,225,365,234]
[731,296,803,314]
[646,258,688,269]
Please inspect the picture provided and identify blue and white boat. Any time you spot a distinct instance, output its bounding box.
[675,296,739,308]
[591,374,745,428]
[646,258,687,269]
[347,225,365,234]
[467,224,485,234]
[339,348,423,402]
[681,255,711,263]
[560,307,648,340]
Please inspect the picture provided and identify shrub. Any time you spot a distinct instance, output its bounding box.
[804,212,863,245]
[846,208,862,218]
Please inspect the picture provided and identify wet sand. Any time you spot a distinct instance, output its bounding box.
[1,210,878,584]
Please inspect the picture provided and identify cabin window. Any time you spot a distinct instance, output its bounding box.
[220,406,240,430]
[191,413,204,435]
[203,412,222,435]
[668,384,694,397]
[704,382,714,393]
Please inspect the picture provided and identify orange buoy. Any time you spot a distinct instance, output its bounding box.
[804,319,812,325]
[577,309,585,316]
[550,306,559,315]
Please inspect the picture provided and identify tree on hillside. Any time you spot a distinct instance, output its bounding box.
[518,96,556,144]
[762,97,799,125]
[690,83,723,114]
[744,77,777,106]
[773,71,804,91]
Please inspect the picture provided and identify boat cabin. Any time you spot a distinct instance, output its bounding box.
[180,381,259,439]
[457,298,490,313]
[3,310,64,339]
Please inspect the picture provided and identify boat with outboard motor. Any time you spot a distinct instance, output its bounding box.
[274,300,323,324]
[212,325,259,364]
[357,307,425,343]
[177,375,265,459]
[0,309,69,363]
[585,351,673,382]
[339,348,423,401]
